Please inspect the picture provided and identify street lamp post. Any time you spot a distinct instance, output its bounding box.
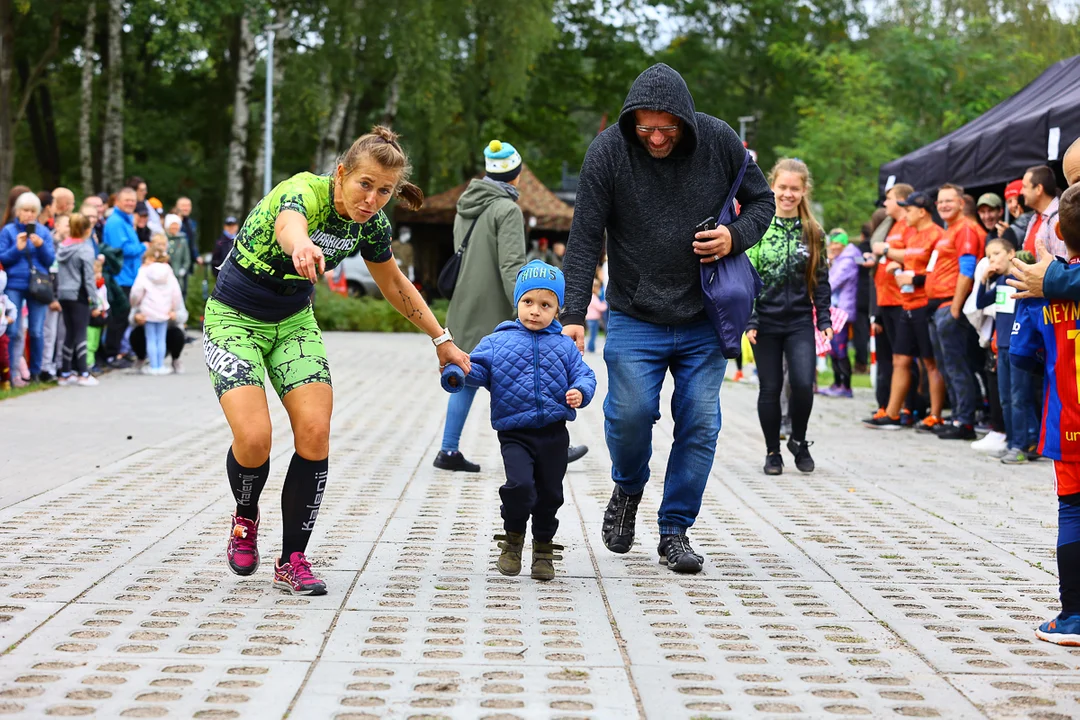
[263,22,286,196]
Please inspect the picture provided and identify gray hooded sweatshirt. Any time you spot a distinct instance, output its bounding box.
[56,240,98,304]
[444,178,528,354]
[561,63,776,327]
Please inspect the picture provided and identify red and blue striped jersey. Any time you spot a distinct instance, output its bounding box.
[1011,290,1080,462]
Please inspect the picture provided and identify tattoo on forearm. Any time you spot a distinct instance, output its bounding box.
[399,290,423,321]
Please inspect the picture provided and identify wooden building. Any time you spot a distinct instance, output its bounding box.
[393,166,574,299]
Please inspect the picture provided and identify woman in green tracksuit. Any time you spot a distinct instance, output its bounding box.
[205,125,470,596]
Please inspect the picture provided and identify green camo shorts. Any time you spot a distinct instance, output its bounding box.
[202,298,331,399]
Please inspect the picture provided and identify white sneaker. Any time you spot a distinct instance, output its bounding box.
[172,358,184,375]
[57,375,78,386]
[76,374,99,387]
[141,365,155,375]
[971,431,1007,455]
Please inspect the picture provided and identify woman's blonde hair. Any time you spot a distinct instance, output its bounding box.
[767,158,825,295]
[338,125,424,211]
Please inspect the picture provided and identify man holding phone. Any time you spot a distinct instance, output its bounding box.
[560,63,775,573]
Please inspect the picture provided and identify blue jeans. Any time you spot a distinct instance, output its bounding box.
[930,305,978,425]
[998,350,1041,451]
[603,310,727,534]
[4,287,47,377]
[441,384,478,453]
[145,321,168,369]
[586,319,601,353]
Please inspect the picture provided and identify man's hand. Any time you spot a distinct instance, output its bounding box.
[950,304,962,320]
[1008,242,1052,299]
[693,225,733,263]
[291,238,325,283]
[91,308,102,318]
[436,341,471,375]
[822,327,834,342]
[566,389,583,409]
[746,329,757,345]
[872,241,889,256]
[873,322,884,335]
[996,221,1010,237]
[563,324,585,354]
[895,271,914,288]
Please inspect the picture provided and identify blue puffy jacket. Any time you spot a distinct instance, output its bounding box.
[104,209,145,287]
[0,222,56,292]
[466,319,597,431]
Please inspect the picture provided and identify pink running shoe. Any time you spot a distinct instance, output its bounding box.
[227,515,260,576]
[273,552,327,596]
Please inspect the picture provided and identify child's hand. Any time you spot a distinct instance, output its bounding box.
[168,311,176,321]
[566,389,583,408]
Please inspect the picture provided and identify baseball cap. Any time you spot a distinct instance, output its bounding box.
[897,191,934,211]
[224,216,239,225]
[1004,179,1023,200]
[135,201,149,216]
[976,193,1003,209]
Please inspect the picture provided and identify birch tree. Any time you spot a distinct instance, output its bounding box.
[224,12,256,217]
[79,0,97,196]
[101,0,124,191]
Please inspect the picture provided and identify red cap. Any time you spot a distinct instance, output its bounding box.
[1004,179,1023,199]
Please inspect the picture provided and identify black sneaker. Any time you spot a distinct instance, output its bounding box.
[601,486,642,554]
[937,423,976,440]
[864,412,903,430]
[432,451,480,473]
[107,356,133,370]
[658,534,703,574]
[37,371,56,383]
[786,438,815,473]
[764,452,783,476]
[567,445,589,464]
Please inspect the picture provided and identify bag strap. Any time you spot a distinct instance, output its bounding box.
[720,150,751,215]
[458,206,489,255]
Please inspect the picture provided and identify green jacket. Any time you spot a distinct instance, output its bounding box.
[445,178,527,353]
[166,232,192,282]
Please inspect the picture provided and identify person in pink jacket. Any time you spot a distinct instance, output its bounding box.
[585,277,608,353]
[129,246,183,374]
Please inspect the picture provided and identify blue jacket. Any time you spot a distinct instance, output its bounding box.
[104,209,145,286]
[1044,259,1080,301]
[466,319,597,431]
[0,222,56,292]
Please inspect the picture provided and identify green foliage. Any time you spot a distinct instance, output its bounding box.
[312,286,448,333]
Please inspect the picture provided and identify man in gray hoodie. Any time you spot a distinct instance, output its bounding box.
[561,63,775,573]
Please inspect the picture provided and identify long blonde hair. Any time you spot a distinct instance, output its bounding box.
[768,158,824,295]
[338,125,425,210]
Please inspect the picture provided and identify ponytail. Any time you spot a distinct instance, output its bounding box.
[768,158,824,296]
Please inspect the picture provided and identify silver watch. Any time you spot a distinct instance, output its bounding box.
[432,328,454,347]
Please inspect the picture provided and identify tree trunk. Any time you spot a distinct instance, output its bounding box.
[102,0,124,192]
[380,73,400,128]
[0,0,15,202]
[80,1,97,197]
[252,23,289,197]
[314,92,350,174]
[224,13,256,217]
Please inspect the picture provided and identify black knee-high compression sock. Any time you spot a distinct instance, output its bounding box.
[280,453,329,563]
[227,448,270,521]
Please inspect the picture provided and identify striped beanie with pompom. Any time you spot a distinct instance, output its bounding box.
[484,140,523,182]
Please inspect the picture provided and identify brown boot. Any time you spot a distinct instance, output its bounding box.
[495,532,525,576]
[530,540,564,581]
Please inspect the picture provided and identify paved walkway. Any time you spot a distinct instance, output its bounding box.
[0,333,1073,719]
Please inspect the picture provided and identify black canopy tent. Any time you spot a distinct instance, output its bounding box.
[879,55,1080,196]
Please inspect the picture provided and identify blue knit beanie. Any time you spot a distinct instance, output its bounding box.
[484,140,523,182]
[514,260,564,307]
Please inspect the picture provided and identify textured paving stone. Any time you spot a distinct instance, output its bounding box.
[0,333,1074,718]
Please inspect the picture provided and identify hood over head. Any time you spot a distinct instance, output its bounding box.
[146,262,172,285]
[618,63,699,157]
[456,177,519,219]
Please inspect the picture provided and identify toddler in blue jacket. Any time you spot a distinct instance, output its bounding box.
[456,260,597,580]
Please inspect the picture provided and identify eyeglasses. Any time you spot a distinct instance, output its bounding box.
[635,125,679,136]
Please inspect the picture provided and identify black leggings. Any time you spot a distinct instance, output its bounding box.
[60,300,90,376]
[130,324,186,361]
[756,325,817,452]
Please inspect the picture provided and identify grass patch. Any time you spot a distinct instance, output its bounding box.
[184,266,448,333]
[0,382,51,403]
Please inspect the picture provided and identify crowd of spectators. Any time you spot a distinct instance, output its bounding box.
[0,177,225,390]
[810,139,1080,463]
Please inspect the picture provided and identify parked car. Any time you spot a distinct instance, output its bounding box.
[337,251,384,299]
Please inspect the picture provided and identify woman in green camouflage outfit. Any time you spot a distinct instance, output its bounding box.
[205,126,470,595]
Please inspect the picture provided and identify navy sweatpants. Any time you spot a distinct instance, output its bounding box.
[498,421,569,542]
